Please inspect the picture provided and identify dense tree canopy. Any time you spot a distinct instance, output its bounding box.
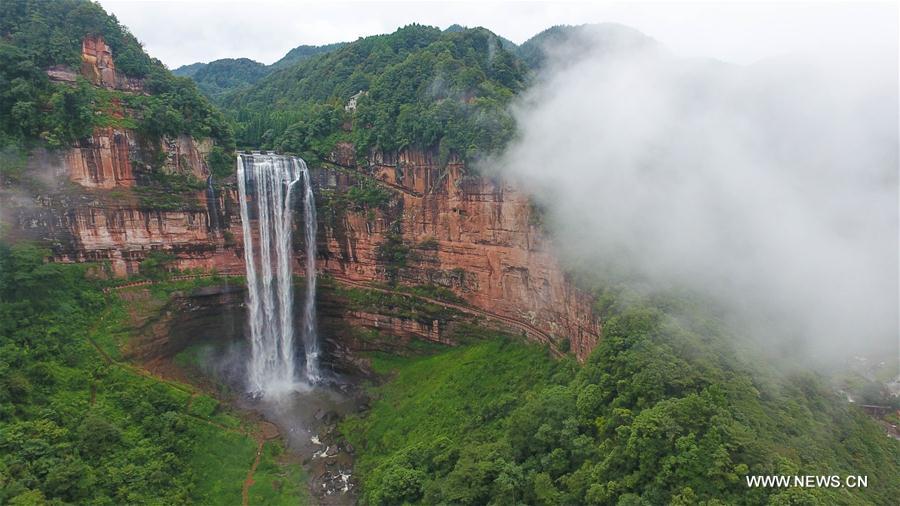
[0,0,232,152]
[222,24,526,162]
[343,292,900,505]
[172,58,269,100]
[0,243,196,503]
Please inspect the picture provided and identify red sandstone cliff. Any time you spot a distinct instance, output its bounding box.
[2,35,242,276]
[6,142,600,357]
[4,35,600,358]
[316,146,601,360]
[79,34,144,92]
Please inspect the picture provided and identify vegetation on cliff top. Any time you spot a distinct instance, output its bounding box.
[342,294,900,505]
[176,23,657,167]
[0,0,232,152]
[222,24,525,162]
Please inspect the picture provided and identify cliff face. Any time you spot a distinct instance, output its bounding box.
[79,34,144,92]
[3,35,599,358]
[6,144,599,357]
[4,154,243,276]
[1,35,242,276]
[66,127,136,188]
[314,147,601,360]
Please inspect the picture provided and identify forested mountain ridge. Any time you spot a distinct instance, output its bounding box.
[214,24,526,162]
[269,41,348,70]
[171,42,346,101]
[0,3,897,505]
[515,22,658,69]
[178,23,655,164]
[171,57,269,100]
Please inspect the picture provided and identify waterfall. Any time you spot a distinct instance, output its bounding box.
[206,174,226,238]
[299,160,321,382]
[236,153,320,394]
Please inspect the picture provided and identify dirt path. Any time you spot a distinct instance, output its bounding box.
[325,160,426,198]
[241,421,281,506]
[242,440,264,506]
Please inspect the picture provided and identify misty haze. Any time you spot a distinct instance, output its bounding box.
[0,1,897,505]
[488,24,898,366]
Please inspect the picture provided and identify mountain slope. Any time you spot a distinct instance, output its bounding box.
[0,0,231,152]
[222,24,526,160]
[170,61,206,78]
[515,23,658,69]
[343,294,900,505]
[174,57,269,100]
[269,41,347,70]
[171,42,347,101]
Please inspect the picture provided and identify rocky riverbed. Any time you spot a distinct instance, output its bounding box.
[239,378,367,503]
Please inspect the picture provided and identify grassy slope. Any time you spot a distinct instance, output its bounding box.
[104,279,309,506]
[340,338,571,503]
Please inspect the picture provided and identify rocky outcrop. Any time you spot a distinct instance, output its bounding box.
[162,136,213,179]
[66,127,136,188]
[2,118,243,276]
[123,284,246,363]
[3,35,240,277]
[66,204,243,276]
[80,34,144,92]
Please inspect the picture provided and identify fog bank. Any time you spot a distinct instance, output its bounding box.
[486,25,899,365]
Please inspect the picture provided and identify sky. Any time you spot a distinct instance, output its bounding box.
[97,0,898,69]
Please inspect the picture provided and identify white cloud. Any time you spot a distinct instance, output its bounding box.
[485,21,898,365]
[98,0,897,68]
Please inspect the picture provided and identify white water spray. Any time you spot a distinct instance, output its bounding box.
[236,153,321,395]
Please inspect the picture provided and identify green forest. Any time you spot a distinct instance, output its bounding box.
[341,295,900,505]
[0,0,231,153]
[0,0,897,505]
[0,244,308,505]
[222,24,526,162]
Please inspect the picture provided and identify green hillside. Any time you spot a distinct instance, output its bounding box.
[343,293,900,505]
[221,24,525,162]
[269,41,347,70]
[171,42,346,101]
[0,0,232,154]
[173,57,269,100]
[515,23,658,69]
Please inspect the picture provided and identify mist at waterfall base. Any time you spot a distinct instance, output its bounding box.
[485,26,898,368]
[195,154,361,485]
[236,153,322,395]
